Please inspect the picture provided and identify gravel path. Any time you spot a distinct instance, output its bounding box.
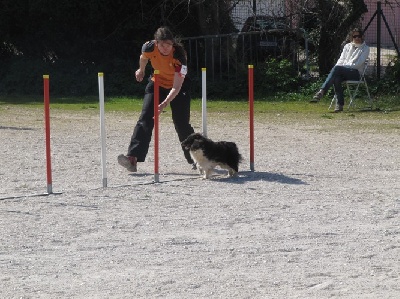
[1,106,399,298]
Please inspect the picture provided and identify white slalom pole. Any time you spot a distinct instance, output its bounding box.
[201,68,207,137]
[98,72,107,187]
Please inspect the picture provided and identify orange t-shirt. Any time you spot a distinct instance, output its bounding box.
[141,40,187,89]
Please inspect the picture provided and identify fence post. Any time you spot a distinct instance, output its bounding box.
[377,1,382,80]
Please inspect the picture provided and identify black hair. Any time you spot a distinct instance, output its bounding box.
[154,27,175,42]
[154,26,187,60]
[351,28,363,37]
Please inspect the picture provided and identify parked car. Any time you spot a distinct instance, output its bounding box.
[236,15,301,63]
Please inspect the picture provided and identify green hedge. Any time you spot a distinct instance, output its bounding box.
[0,57,145,97]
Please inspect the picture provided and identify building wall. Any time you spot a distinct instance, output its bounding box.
[362,0,400,47]
[232,1,399,47]
[231,0,286,31]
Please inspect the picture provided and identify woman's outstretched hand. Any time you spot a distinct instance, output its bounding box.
[135,69,144,82]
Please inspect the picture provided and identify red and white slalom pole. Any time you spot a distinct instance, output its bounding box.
[153,70,160,183]
[43,75,53,194]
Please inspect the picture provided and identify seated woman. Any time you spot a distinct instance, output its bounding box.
[310,28,370,112]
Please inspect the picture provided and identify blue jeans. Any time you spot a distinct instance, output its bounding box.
[321,65,360,106]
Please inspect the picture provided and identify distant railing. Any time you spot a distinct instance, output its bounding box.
[180,31,308,82]
[181,32,399,84]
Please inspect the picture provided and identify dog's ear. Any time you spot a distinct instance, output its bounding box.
[193,133,204,140]
[191,139,202,149]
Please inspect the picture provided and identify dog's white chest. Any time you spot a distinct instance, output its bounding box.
[189,149,208,164]
[190,148,218,172]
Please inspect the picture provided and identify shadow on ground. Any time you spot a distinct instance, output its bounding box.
[210,170,308,185]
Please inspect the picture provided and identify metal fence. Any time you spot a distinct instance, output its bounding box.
[181,32,398,86]
[362,0,400,78]
[181,31,307,82]
[180,0,399,83]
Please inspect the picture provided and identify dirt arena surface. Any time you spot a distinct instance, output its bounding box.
[1,105,399,298]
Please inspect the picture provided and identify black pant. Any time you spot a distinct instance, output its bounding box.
[127,78,195,164]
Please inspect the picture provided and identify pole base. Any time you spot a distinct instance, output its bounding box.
[154,173,160,183]
[250,162,255,172]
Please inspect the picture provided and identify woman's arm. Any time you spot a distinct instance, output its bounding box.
[336,43,351,66]
[158,72,184,112]
[135,54,149,82]
[351,45,370,70]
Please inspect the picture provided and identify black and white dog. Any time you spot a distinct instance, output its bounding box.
[181,133,242,179]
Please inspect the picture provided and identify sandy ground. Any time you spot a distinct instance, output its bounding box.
[0,105,399,298]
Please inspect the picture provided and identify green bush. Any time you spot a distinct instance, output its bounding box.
[377,56,400,95]
[190,58,302,100]
[254,58,300,95]
[0,57,144,97]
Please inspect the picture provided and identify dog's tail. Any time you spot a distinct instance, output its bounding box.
[226,142,242,172]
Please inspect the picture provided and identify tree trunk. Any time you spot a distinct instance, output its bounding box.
[317,0,368,75]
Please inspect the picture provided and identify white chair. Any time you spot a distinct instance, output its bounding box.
[329,60,372,110]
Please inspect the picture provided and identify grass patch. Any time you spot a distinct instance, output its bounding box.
[1,95,399,120]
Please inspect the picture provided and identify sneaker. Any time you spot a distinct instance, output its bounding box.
[310,90,324,103]
[334,104,343,112]
[118,154,137,172]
